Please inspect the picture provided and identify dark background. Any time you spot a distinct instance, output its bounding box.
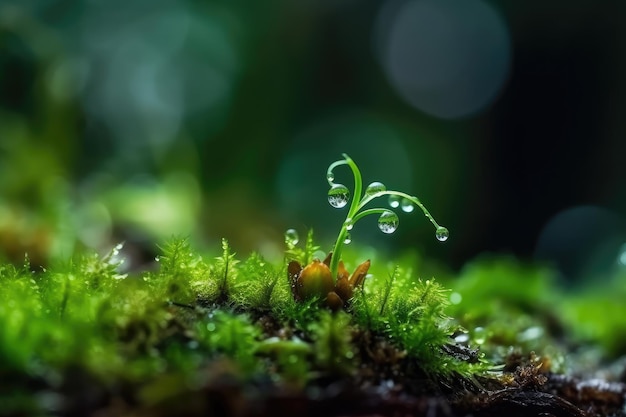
[1,0,625,281]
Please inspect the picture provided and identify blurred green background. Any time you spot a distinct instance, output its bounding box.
[1,0,625,281]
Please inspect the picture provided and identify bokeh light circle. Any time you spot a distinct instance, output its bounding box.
[376,0,511,119]
[534,206,626,283]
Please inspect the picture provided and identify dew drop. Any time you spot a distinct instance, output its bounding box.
[365,181,386,196]
[344,218,354,230]
[473,327,486,345]
[378,211,399,234]
[400,198,414,213]
[344,232,352,244]
[326,172,335,182]
[435,227,449,242]
[517,326,544,342]
[454,333,470,344]
[112,242,124,256]
[449,292,462,305]
[328,184,350,208]
[388,195,400,208]
[285,229,299,247]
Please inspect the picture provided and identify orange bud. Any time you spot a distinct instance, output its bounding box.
[297,260,334,300]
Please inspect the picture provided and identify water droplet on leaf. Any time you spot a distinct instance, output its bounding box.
[326,172,335,182]
[378,211,399,234]
[344,233,352,244]
[365,181,386,196]
[328,184,350,208]
[435,227,449,242]
[285,229,299,247]
[401,198,414,213]
[344,218,354,230]
[388,195,400,208]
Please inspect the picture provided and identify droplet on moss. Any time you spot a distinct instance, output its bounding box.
[285,229,299,246]
[449,292,462,304]
[473,327,486,345]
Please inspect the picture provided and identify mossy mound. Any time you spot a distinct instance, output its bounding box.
[0,237,624,416]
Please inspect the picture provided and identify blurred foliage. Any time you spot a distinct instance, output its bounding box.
[2,0,626,273]
[446,255,626,376]
[559,270,626,358]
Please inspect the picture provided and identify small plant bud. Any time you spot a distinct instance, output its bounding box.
[297,260,334,301]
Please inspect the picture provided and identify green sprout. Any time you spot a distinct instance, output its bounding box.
[326,153,449,280]
[285,154,448,310]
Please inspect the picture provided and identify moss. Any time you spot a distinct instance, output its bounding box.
[0,233,494,413]
[195,310,262,376]
[309,311,355,376]
[351,265,491,379]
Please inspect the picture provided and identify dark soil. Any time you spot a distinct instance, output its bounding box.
[27,326,625,417]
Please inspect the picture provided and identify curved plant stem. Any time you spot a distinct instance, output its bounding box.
[326,154,447,282]
[329,154,362,280]
[350,208,388,224]
[357,191,444,230]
